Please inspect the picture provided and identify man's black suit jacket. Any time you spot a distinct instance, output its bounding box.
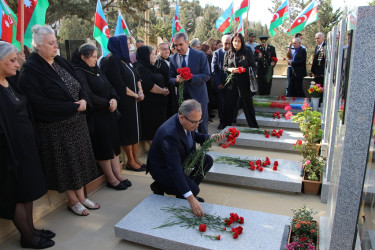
[147,114,209,195]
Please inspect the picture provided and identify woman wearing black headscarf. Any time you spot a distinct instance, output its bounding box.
[72,43,132,190]
[135,46,169,145]
[100,35,146,171]
[223,32,258,128]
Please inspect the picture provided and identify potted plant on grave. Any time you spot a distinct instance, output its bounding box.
[293,101,325,194]
[308,81,324,111]
[285,204,319,249]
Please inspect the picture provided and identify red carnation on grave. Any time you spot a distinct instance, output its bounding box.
[256,159,261,166]
[249,161,254,165]
[221,143,229,148]
[274,161,279,166]
[250,165,255,171]
[278,129,283,136]
[265,134,270,138]
[239,217,244,224]
[272,165,278,171]
[199,224,207,232]
[258,166,264,172]
[216,235,221,240]
[284,105,292,111]
[233,232,239,239]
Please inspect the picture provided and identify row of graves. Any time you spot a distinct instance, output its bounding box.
[114,6,374,249]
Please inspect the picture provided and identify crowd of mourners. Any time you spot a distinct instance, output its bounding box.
[0,23,325,248]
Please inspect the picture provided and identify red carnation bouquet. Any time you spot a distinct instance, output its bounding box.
[177,67,193,105]
[183,127,240,176]
[272,57,278,63]
[224,66,246,86]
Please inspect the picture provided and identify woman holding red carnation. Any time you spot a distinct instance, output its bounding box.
[223,32,258,128]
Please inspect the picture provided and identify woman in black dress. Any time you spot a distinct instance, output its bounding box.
[72,43,132,190]
[223,32,258,128]
[0,42,54,248]
[100,35,146,171]
[18,25,100,216]
[135,46,169,145]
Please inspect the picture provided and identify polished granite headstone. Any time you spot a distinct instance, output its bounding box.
[237,112,299,129]
[205,152,302,193]
[115,194,290,250]
[325,6,375,249]
[221,126,304,152]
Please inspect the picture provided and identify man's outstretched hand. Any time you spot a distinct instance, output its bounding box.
[187,195,204,217]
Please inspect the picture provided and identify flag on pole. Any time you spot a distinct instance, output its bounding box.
[236,16,244,35]
[171,0,185,41]
[16,0,49,49]
[115,10,130,36]
[93,0,110,56]
[0,0,20,49]
[287,0,319,36]
[347,12,356,31]
[215,1,234,34]
[269,0,289,36]
[234,0,250,19]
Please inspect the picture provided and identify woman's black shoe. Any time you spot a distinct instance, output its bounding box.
[20,237,55,249]
[106,182,128,190]
[126,164,146,172]
[36,229,55,239]
[121,179,132,187]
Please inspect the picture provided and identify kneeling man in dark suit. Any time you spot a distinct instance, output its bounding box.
[147,99,225,217]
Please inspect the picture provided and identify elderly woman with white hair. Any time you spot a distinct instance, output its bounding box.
[0,41,54,248]
[18,25,100,216]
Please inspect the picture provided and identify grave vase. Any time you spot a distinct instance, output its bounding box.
[302,172,322,195]
[311,97,320,111]
[287,220,319,249]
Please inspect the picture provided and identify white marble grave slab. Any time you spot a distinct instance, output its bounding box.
[206,152,302,193]
[221,126,304,152]
[115,194,290,250]
[237,112,299,129]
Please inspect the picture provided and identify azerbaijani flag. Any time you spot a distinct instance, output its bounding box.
[171,0,185,40]
[287,0,319,36]
[347,12,356,31]
[215,1,234,34]
[234,0,250,19]
[269,0,289,36]
[236,16,244,35]
[93,0,109,56]
[16,0,49,49]
[115,10,130,36]
[0,0,20,49]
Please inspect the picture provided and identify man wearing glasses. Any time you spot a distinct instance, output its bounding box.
[147,100,225,217]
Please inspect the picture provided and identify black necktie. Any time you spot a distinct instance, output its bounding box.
[181,55,186,68]
[187,131,193,149]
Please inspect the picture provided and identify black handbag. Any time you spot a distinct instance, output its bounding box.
[248,67,258,93]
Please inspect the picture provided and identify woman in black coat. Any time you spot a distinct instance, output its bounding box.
[135,46,169,144]
[223,32,258,128]
[100,35,146,171]
[72,43,132,190]
[18,25,99,216]
[0,41,54,248]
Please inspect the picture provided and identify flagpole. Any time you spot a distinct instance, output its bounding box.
[287,0,292,36]
[244,6,250,38]
[20,0,24,53]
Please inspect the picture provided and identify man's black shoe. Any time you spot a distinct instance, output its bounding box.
[150,182,164,195]
[217,123,225,130]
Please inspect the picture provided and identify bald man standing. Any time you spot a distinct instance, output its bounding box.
[311,32,326,87]
[287,38,307,97]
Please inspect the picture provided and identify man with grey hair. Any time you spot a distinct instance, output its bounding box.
[189,38,201,50]
[169,32,210,134]
[287,38,307,97]
[311,32,326,86]
[130,39,145,63]
[212,34,231,129]
[147,99,225,217]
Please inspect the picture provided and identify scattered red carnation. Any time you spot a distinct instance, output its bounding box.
[199,224,207,232]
